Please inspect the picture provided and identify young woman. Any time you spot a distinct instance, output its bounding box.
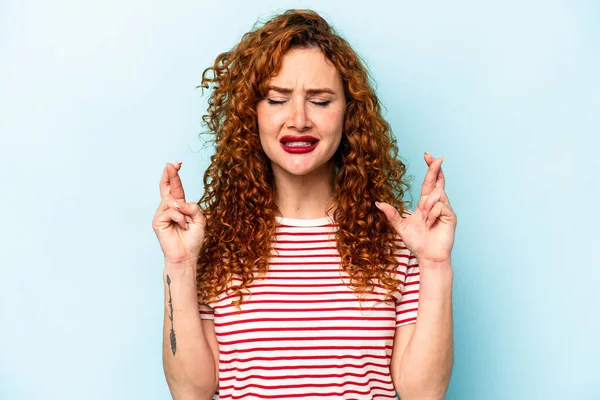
[152,9,456,400]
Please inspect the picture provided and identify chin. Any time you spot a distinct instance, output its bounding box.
[279,164,316,176]
[275,157,334,177]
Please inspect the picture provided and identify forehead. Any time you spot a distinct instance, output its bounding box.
[269,47,342,89]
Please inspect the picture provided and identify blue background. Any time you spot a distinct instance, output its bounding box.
[1,0,598,399]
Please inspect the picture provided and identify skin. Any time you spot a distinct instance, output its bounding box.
[377,152,456,264]
[256,47,346,219]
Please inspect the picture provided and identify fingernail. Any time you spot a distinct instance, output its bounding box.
[440,155,444,162]
[424,151,430,157]
[174,200,183,208]
[375,201,382,210]
[176,161,182,166]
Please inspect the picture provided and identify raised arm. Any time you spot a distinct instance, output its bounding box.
[153,162,219,399]
[377,152,457,398]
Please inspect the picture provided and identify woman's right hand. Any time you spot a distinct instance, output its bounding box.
[152,162,207,266]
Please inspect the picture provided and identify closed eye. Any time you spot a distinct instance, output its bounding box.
[267,99,331,107]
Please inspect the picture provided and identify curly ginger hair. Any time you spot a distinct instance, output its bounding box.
[196,9,413,310]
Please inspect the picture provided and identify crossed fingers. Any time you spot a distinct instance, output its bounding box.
[419,153,453,222]
[157,162,185,214]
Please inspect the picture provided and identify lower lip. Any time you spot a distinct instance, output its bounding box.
[280,141,319,154]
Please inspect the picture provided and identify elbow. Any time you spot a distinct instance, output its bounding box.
[396,385,448,400]
[166,380,217,400]
[164,367,218,400]
[395,365,453,400]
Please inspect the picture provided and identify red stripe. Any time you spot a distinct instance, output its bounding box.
[214,297,390,306]
[219,379,394,392]
[215,283,396,298]
[219,289,392,302]
[269,261,340,265]
[398,298,419,306]
[272,253,339,258]
[216,306,395,317]
[396,307,418,315]
[263,269,408,275]
[402,289,419,296]
[248,275,344,279]
[218,344,393,355]
[215,316,395,328]
[265,268,344,272]
[271,253,410,259]
[273,246,410,252]
[273,246,338,251]
[218,325,396,337]
[220,353,389,366]
[224,282,396,289]
[276,231,334,236]
[277,224,337,228]
[396,317,417,325]
[272,254,341,258]
[218,384,397,399]
[217,335,395,346]
[220,370,392,382]
[268,260,410,266]
[220,361,390,374]
[275,239,334,244]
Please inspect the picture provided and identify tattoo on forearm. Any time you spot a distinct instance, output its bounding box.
[167,275,176,356]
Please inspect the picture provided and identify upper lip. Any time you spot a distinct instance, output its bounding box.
[280,135,319,143]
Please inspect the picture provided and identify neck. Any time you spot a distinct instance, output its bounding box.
[272,161,336,219]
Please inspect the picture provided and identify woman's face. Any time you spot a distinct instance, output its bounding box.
[256,47,346,178]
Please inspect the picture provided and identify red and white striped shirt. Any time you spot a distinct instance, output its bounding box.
[199,215,420,399]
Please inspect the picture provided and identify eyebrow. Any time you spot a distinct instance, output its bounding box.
[268,85,336,95]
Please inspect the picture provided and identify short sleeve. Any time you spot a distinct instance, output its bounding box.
[396,252,420,327]
[199,303,215,320]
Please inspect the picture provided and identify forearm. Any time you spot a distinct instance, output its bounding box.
[397,262,454,400]
[162,262,217,400]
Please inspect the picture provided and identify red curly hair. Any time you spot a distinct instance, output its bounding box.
[196,9,413,310]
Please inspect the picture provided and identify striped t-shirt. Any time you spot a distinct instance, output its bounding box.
[199,215,420,400]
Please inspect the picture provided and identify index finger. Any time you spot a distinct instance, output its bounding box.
[167,163,186,201]
[420,156,444,198]
[160,164,170,197]
[425,152,446,190]
[434,165,445,190]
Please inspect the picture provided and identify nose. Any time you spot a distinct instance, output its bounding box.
[286,98,311,131]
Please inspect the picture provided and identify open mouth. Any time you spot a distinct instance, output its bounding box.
[281,141,316,147]
[279,136,320,153]
[279,135,319,146]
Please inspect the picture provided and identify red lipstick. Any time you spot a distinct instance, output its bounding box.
[279,135,319,154]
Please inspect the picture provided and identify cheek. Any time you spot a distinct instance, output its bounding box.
[256,106,271,144]
[317,108,345,135]
[256,104,266,130]
[257,106,284,135]
[256,108,281,154]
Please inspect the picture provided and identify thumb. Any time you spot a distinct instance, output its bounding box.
[179,201,207,227]
[375,201,405,234]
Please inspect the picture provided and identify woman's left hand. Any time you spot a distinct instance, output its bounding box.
[376,152,457,265]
